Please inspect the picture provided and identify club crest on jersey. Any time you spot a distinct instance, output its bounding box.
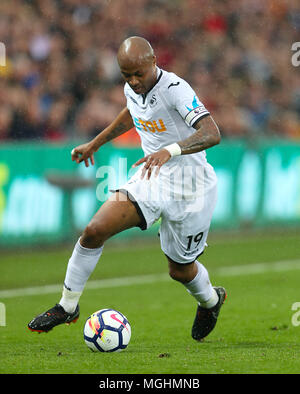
[133,116,167,133]
[149,94,157,108]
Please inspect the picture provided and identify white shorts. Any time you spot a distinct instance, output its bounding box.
[115,164,218,264]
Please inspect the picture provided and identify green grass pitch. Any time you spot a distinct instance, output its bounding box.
[0,230,300,374]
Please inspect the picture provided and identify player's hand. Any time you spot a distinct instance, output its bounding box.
[71,142,96,167]
[132,149,171,180]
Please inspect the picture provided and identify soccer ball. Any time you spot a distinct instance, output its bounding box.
[83,308,131,352]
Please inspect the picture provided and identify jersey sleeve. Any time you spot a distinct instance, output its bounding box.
[168,78,210,127]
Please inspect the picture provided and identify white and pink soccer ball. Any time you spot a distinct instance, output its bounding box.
[83,309,131,352]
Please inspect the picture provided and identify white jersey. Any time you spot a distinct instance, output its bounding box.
[124,67,217,199]
[124,67,211,166]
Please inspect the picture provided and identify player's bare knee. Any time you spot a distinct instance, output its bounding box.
[168,269,181,282]
[168,266,188,283]
[81,222,108,248]
[167,256,197,284]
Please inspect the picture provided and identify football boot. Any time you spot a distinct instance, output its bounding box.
[28,304,79,333]
[192,286,227,341]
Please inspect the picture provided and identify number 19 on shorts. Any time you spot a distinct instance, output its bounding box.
[186,232,204,253]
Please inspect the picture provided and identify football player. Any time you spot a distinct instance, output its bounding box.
[28,36,226,340]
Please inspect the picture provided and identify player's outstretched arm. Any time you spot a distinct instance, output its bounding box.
[71,107,134,167]
[132,115,220,179]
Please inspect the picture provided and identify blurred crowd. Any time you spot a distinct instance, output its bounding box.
[0,0,300,143]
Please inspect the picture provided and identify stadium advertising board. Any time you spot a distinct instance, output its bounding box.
[0,140,299,246]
